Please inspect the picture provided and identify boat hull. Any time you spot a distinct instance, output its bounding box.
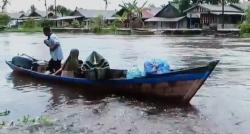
[6,60,219,103]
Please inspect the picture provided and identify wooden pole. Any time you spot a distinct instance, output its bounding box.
[45,0,48,18]
[222,0,224,29]
[54,0,57,17]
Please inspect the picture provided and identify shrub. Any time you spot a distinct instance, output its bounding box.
[71,20,80,28]
[0,13,10,26]
[240,22,250,33]
[90,15,104,33]
[23,18,36,28]
[40,19,53,27]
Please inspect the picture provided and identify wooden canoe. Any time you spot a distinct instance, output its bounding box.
[6,60,219,103]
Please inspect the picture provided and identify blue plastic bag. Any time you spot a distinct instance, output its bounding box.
[126,66,143,79]
[144,59,170,75]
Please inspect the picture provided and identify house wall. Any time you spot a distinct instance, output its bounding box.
[145,19,187,29]
[186,5,243,29]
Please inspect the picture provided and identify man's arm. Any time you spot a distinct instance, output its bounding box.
[50,43,60,51]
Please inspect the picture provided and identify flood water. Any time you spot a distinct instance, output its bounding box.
[0,33,250,134]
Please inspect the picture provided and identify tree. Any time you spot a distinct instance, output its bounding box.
[118,0,147,28]
[179,0,190,13]
[1,0,10,12]
[245,6,250,24]
[56,5,71,16]
[31,4,36,13]
[48,5,54,12]
[0,13,10,25]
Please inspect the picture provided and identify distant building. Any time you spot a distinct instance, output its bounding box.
[145,3,187,29]
[22,10,55,19]
[184,4,244,29]
[70,9,117,28]
[6,12,26,28]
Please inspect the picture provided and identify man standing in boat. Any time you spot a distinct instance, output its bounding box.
[43,27,63,74]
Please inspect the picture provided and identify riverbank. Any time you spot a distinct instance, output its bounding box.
[2,27,245,38]
[4,27,43,33]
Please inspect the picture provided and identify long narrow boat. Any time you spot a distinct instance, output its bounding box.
[6,60,219,103]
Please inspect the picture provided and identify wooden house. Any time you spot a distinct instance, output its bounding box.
[184,4,244,29]
[70,9,117,27]
[145,3,187,29]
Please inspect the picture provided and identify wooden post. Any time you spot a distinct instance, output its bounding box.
[54,0,57,17]
[45,0,48,18]
[222,0,224,29]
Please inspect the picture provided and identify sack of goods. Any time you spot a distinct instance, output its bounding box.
[144,59,170,75]
[126,66,143,79]
[82,51,110,80]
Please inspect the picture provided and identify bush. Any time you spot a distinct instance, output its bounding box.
[23,18,36,28]
[40,19,53,27]
[0,13,10,26]
[240,22,250,33]
[71,20,80,28]
[90,15,104,33]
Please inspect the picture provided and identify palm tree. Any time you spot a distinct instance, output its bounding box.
[1,0,10,13]
[118,0,147,28]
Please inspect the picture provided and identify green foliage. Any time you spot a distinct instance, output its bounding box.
[245,6,250,24]
[18,115,36,125]
[0,13,10,26]
[40,19,53,27]
[240,23,250,34]
[90,15,104,33]
[118,0,147,28]
[111,19,122,30]
[17,115,53,126]
[37,116,53,126]
[240,6,250,34]
[71,20,80,28]
[23,18,36,28]
[56,5,72,16]
[179,0,190,13]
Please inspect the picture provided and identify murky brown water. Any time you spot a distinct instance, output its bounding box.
[1,33,250,134]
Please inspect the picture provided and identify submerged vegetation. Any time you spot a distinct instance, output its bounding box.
[0,115,54,129]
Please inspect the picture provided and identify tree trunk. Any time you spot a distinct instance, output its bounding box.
[45,0,48,18]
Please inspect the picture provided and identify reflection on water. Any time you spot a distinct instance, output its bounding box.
[0,33,250,133]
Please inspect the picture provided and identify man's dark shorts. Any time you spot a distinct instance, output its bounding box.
[47,59,61,73]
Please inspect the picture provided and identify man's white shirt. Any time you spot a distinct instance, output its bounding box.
[46,33,63,61]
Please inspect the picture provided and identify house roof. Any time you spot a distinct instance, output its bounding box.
[155,2,182,18]
[50,16,83,21]
[141,7,161,18]
[25,10,54,18]
[145,16,186,22]
[210,12,245,15]
[184,4,242,13]
[7,12,25,19]
[74,9,116,18]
